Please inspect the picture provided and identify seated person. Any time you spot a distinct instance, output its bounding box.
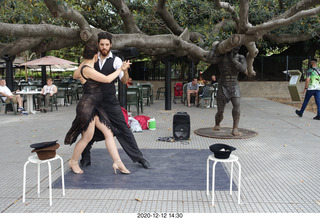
[127,77,133,87]
[37,78,57,112]
[0,79,24,112]
[198,75,206,85]
[211,75,217,85]
[187,78,199,107]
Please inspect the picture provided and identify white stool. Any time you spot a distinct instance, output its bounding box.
[206,154,241,205]
[23,154,65,206]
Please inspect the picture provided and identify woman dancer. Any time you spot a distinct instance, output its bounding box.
[65,42,131,174]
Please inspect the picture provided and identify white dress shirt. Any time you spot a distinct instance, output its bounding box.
[98,51,124,79]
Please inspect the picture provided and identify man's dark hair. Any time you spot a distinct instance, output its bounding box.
[311,58,318,62]
[98,32,112,44]
[83,42,98,59]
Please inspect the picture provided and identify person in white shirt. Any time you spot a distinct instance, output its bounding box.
[73,32,151,169]
[37,78,57,112]
[187,78,199,107]
[0,79,24,112]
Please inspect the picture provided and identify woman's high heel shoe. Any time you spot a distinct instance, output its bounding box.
[112,160,130,174]
[69,159,84,174]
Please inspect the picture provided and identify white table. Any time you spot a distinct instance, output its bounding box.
[17,90,41,114]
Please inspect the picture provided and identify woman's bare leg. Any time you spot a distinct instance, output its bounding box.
[69,119,96,173]
[95,116,130,174]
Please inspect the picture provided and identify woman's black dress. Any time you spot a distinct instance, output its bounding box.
[64,65,114,145]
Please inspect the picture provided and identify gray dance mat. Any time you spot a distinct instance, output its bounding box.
[53,149,235,191]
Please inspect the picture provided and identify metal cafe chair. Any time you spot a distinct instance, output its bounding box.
[127,87,143,115]
[0,94,17,115]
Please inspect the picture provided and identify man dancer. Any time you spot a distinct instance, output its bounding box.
[74,32,151,168]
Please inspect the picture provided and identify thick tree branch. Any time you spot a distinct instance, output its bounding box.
[32,38,83,54]
[0,22,79,39]
[156,0,202,42]
[0,37,44,57]
[44,0,92,41]
[112,33,208,62]
[244,42,258,77]
[0,0,318,77]
[108,0,143,34]
[214,0,319,76]
[214,0,239,25]
[156,0,184,35]
[264,33,315,44]
[239,0,251,33]
[247,5,320,35]
[277,0,320,20]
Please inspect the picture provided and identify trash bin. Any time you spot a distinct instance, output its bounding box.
[285,70,302,101]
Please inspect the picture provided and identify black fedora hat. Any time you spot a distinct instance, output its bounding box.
[209,143,236,159]
[31,143,60,160]
[30,140,58,149]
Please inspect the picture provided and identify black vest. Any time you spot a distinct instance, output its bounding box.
[94,57,117,96]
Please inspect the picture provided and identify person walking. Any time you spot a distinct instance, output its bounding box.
[295,58,320,120]
[74,32,151,169]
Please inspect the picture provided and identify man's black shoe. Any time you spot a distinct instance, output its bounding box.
[313,115,320,120]
[138,159,151,169]
[80,159,91,167]
[295,110,302,117]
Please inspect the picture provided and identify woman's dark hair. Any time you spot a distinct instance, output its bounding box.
[83,42,98,59]
[98,32,112,44]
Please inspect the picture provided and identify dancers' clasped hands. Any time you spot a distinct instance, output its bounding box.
[121,60,132,71]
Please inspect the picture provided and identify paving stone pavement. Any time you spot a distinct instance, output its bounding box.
[0,97,319,216]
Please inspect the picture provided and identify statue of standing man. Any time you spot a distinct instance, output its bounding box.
[207,43,248,136]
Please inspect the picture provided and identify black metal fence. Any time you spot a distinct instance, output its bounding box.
[252,56,313,81]
[129,56,315,82]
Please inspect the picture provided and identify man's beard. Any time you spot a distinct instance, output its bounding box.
[100,49,109,57]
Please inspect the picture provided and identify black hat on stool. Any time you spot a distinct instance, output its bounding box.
[209,143,236,159]
[30,140,60,160]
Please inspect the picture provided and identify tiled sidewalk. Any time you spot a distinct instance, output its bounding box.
[0,97,319,214]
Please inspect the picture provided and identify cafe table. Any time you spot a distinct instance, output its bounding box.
[17,90,41,114]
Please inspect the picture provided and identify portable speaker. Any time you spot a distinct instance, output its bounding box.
[173,112,190,140]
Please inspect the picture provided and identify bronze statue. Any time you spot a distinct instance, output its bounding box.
[207,43,248,136]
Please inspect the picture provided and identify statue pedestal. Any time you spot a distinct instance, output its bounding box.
[194,127,258,139]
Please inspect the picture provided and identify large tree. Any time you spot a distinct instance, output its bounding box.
[0,0,319,77]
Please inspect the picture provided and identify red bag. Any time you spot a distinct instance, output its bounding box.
[121,107,130,127]
[134,115,151,130]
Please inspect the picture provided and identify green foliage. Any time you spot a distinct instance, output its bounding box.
[0,0,84,61]
[13,70,75,80]
[0,0,68,25]
[73,0,123,33]
[0,0,319,58]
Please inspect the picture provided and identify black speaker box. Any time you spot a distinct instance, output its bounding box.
[173,112,190,140]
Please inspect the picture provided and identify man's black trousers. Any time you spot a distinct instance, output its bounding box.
[82,95,144,163]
